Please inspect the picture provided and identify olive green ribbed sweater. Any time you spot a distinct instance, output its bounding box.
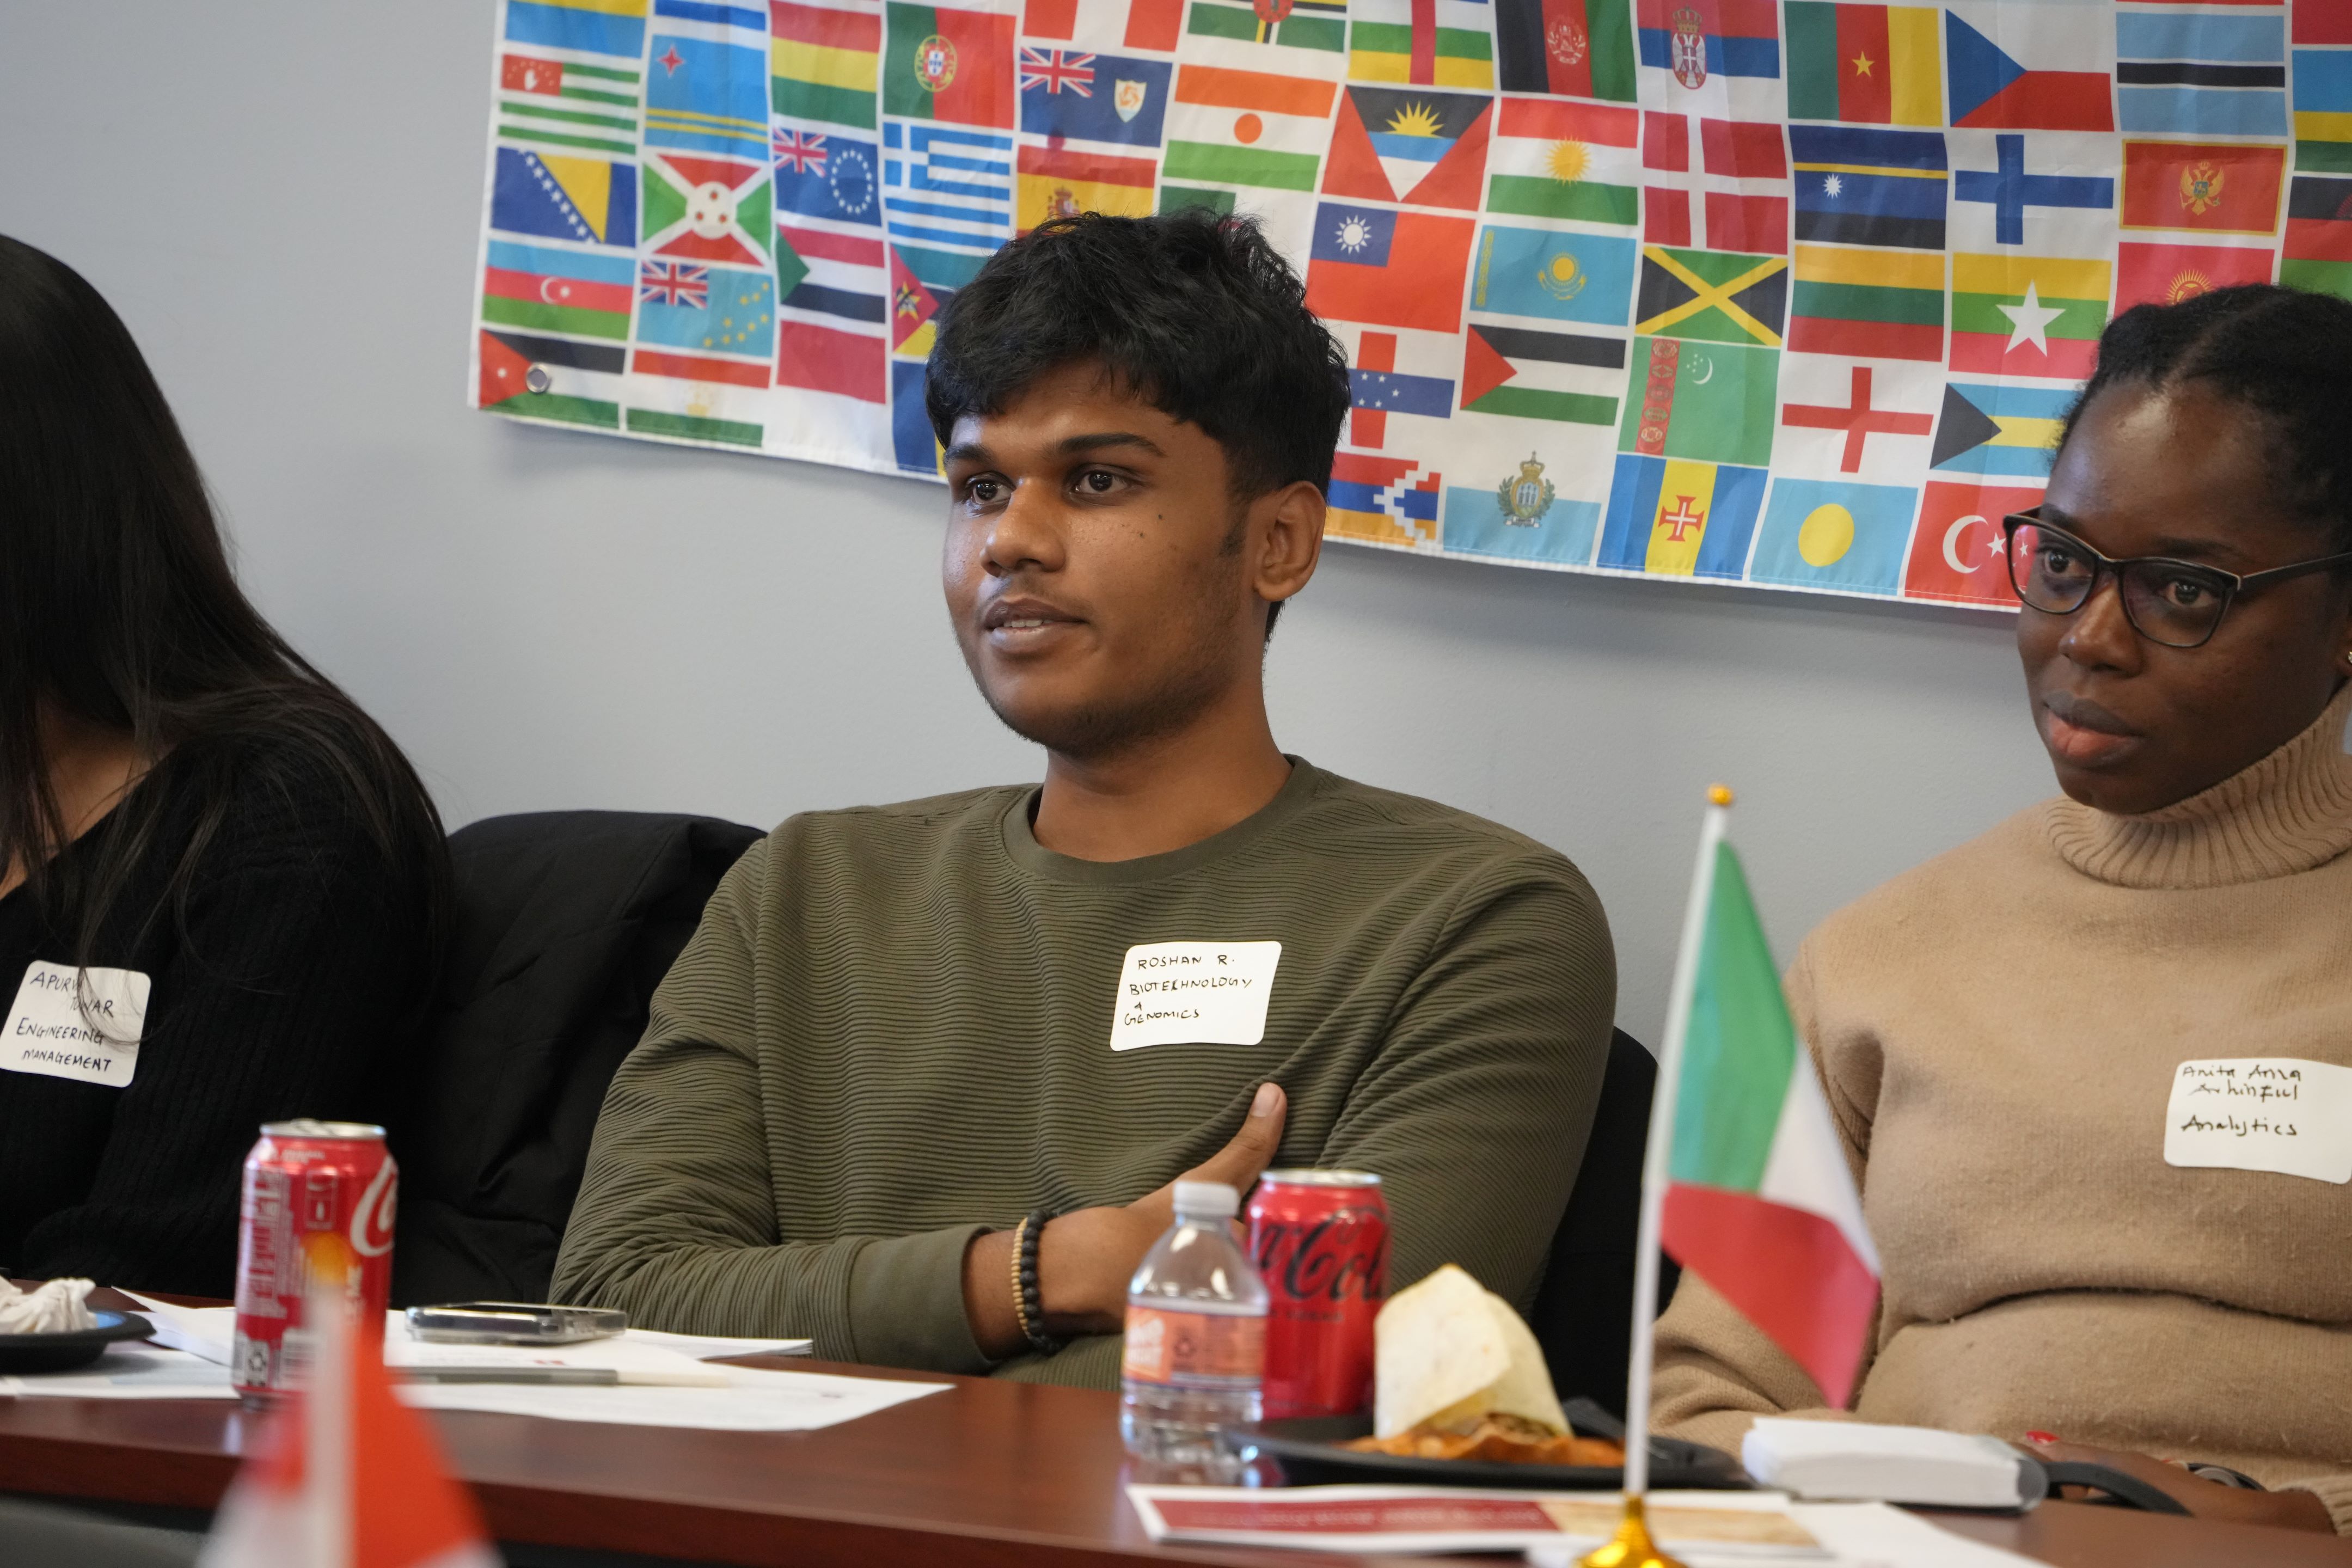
[552,760,1615,1388]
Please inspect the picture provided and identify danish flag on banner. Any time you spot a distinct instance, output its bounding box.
[196,1269,497,1568]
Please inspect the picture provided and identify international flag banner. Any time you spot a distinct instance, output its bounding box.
[1024,0,1184,50]
[1634,246,1788,346]
[467,0,2346,607]
[482,240,639,340]
[2117,8,2286,137]
[643,152,774,266]
[1596,452,1769,578]
[1327,451,1444,547]
[2282,174,2352,297]
[2115,236,2277,309]
[774,124,886,225]
[883,119,1015,286]
[1306,204,1479,333]
[1019,142,1161,227]
[2293,47,2352,174]
[1496,0,1638,100]
[1747,476,1916,596]
[1460,322,1627,424]
[1324,87,1495,209]
[1656,828,1881,1408]
[1487,97,1642,227]
[1902,477,2038,607]
[1469,223,1639,324]
[1948,130,2115,253]
[885,2,1018,126]
[1185,0,1349,56]
[1788,243,1941,362]
[497,50,642,158]
[1783,3,1939,128]
[1930,379,2071,479]
[1619,335,1779,467]
[1336,323,1462,451]
[1018,50,1171,146]
[1945,7,2114,132]
[1442,469,1607,567]
[1642,112,1791,252]
[646,0,776,158]
[1348,0,1497,89]
[1947,252,2108,379]
[1773,355,1936,481]
[480,327,629,429]
[1790,125,1947,249]
[1162,64,1337,197]
[509,0,652,59]
[2121,139,2287,236]
[772,0,882,129]
[491,146,640,247]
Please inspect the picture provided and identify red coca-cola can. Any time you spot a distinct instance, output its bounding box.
[1246,1169,1388,1419]
[231,1119,398,1400]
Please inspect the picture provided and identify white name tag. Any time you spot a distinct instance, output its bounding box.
[2163,1057,2352,1185]
[1108,941,1281,1052]
[1,960,151,1088]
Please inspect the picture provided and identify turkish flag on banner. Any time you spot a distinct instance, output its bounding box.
[1902,480,2040,608]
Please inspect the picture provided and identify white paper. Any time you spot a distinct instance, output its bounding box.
[0,1345,236,1400]
[1743,1419,2032,1507]
[1,960,149,1086]
[2163,1057,2352,1184]
[1527,1502,2045,1568]
[120,1295,813,1372]
[398,1362,949,1431]
[1107,940,1282,1051]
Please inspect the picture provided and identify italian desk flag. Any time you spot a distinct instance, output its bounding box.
[1652,795,1880,1411]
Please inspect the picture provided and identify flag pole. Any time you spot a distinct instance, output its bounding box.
[1582,785,1733,1568]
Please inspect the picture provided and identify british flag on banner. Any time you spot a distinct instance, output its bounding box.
[468,0,2316,609]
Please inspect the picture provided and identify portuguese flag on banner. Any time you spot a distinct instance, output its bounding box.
[1656,808,1879,1408]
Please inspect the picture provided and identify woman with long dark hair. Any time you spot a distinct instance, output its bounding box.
[0,235,449,1297]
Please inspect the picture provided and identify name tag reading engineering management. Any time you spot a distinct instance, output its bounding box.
[1108,941,1282,1052]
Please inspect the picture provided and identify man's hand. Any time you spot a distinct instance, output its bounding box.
[2023,1435,2335,1534]
[960,1082,1287,1357]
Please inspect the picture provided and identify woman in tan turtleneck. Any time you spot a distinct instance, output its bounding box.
[1652,285,2352,1536]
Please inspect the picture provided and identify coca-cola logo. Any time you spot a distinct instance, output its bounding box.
[1252,1213,1389,1303]
[348,1159,397,1258]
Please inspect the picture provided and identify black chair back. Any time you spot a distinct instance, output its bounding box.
[390,811,761,1307]
[1530,1027,1680,1418]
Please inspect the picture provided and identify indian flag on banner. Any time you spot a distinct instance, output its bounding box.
[1657,813,1879,1408]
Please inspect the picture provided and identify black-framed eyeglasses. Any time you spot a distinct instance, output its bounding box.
[2000,510,2352,650]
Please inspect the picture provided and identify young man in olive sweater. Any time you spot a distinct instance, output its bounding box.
[552,210,1617,1387]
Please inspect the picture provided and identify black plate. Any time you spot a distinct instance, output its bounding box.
[1234,1398,1748,1491]
[0,1310,154,1374]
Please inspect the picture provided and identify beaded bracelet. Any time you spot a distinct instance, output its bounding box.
[1011,1208,1061,1356]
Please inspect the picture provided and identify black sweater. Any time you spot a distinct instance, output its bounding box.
[0,742,436,1296]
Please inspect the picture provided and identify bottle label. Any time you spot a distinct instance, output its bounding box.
[1122,1305,1266,1389]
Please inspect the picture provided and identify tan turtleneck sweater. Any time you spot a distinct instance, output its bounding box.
[1653,684,2352,1534]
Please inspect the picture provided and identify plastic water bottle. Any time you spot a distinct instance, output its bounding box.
[1120,1180,1269,1480]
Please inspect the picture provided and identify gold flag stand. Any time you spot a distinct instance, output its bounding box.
[1580,1496,1684,1568]
[1579,786,1734,1568]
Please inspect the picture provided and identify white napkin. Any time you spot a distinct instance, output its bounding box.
[0,1277,100,1333]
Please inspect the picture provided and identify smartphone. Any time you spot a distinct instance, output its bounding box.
[404,1302,628,1345]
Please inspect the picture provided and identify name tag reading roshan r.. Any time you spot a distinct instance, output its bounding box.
[1108,941,1282,1052]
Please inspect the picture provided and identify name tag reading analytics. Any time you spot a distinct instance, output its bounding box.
[1108,942,1282,1053]
[0,959,152,1088]
[2163,1057,2352,1185]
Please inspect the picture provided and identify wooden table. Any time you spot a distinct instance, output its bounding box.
[3,1294,2346,1567]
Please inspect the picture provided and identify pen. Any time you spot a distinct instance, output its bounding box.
[407,1368,621,1386]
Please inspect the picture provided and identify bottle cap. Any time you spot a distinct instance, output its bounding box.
[1173,1180,1240,1217]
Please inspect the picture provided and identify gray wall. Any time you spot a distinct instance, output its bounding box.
[0,1,2059,1046]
